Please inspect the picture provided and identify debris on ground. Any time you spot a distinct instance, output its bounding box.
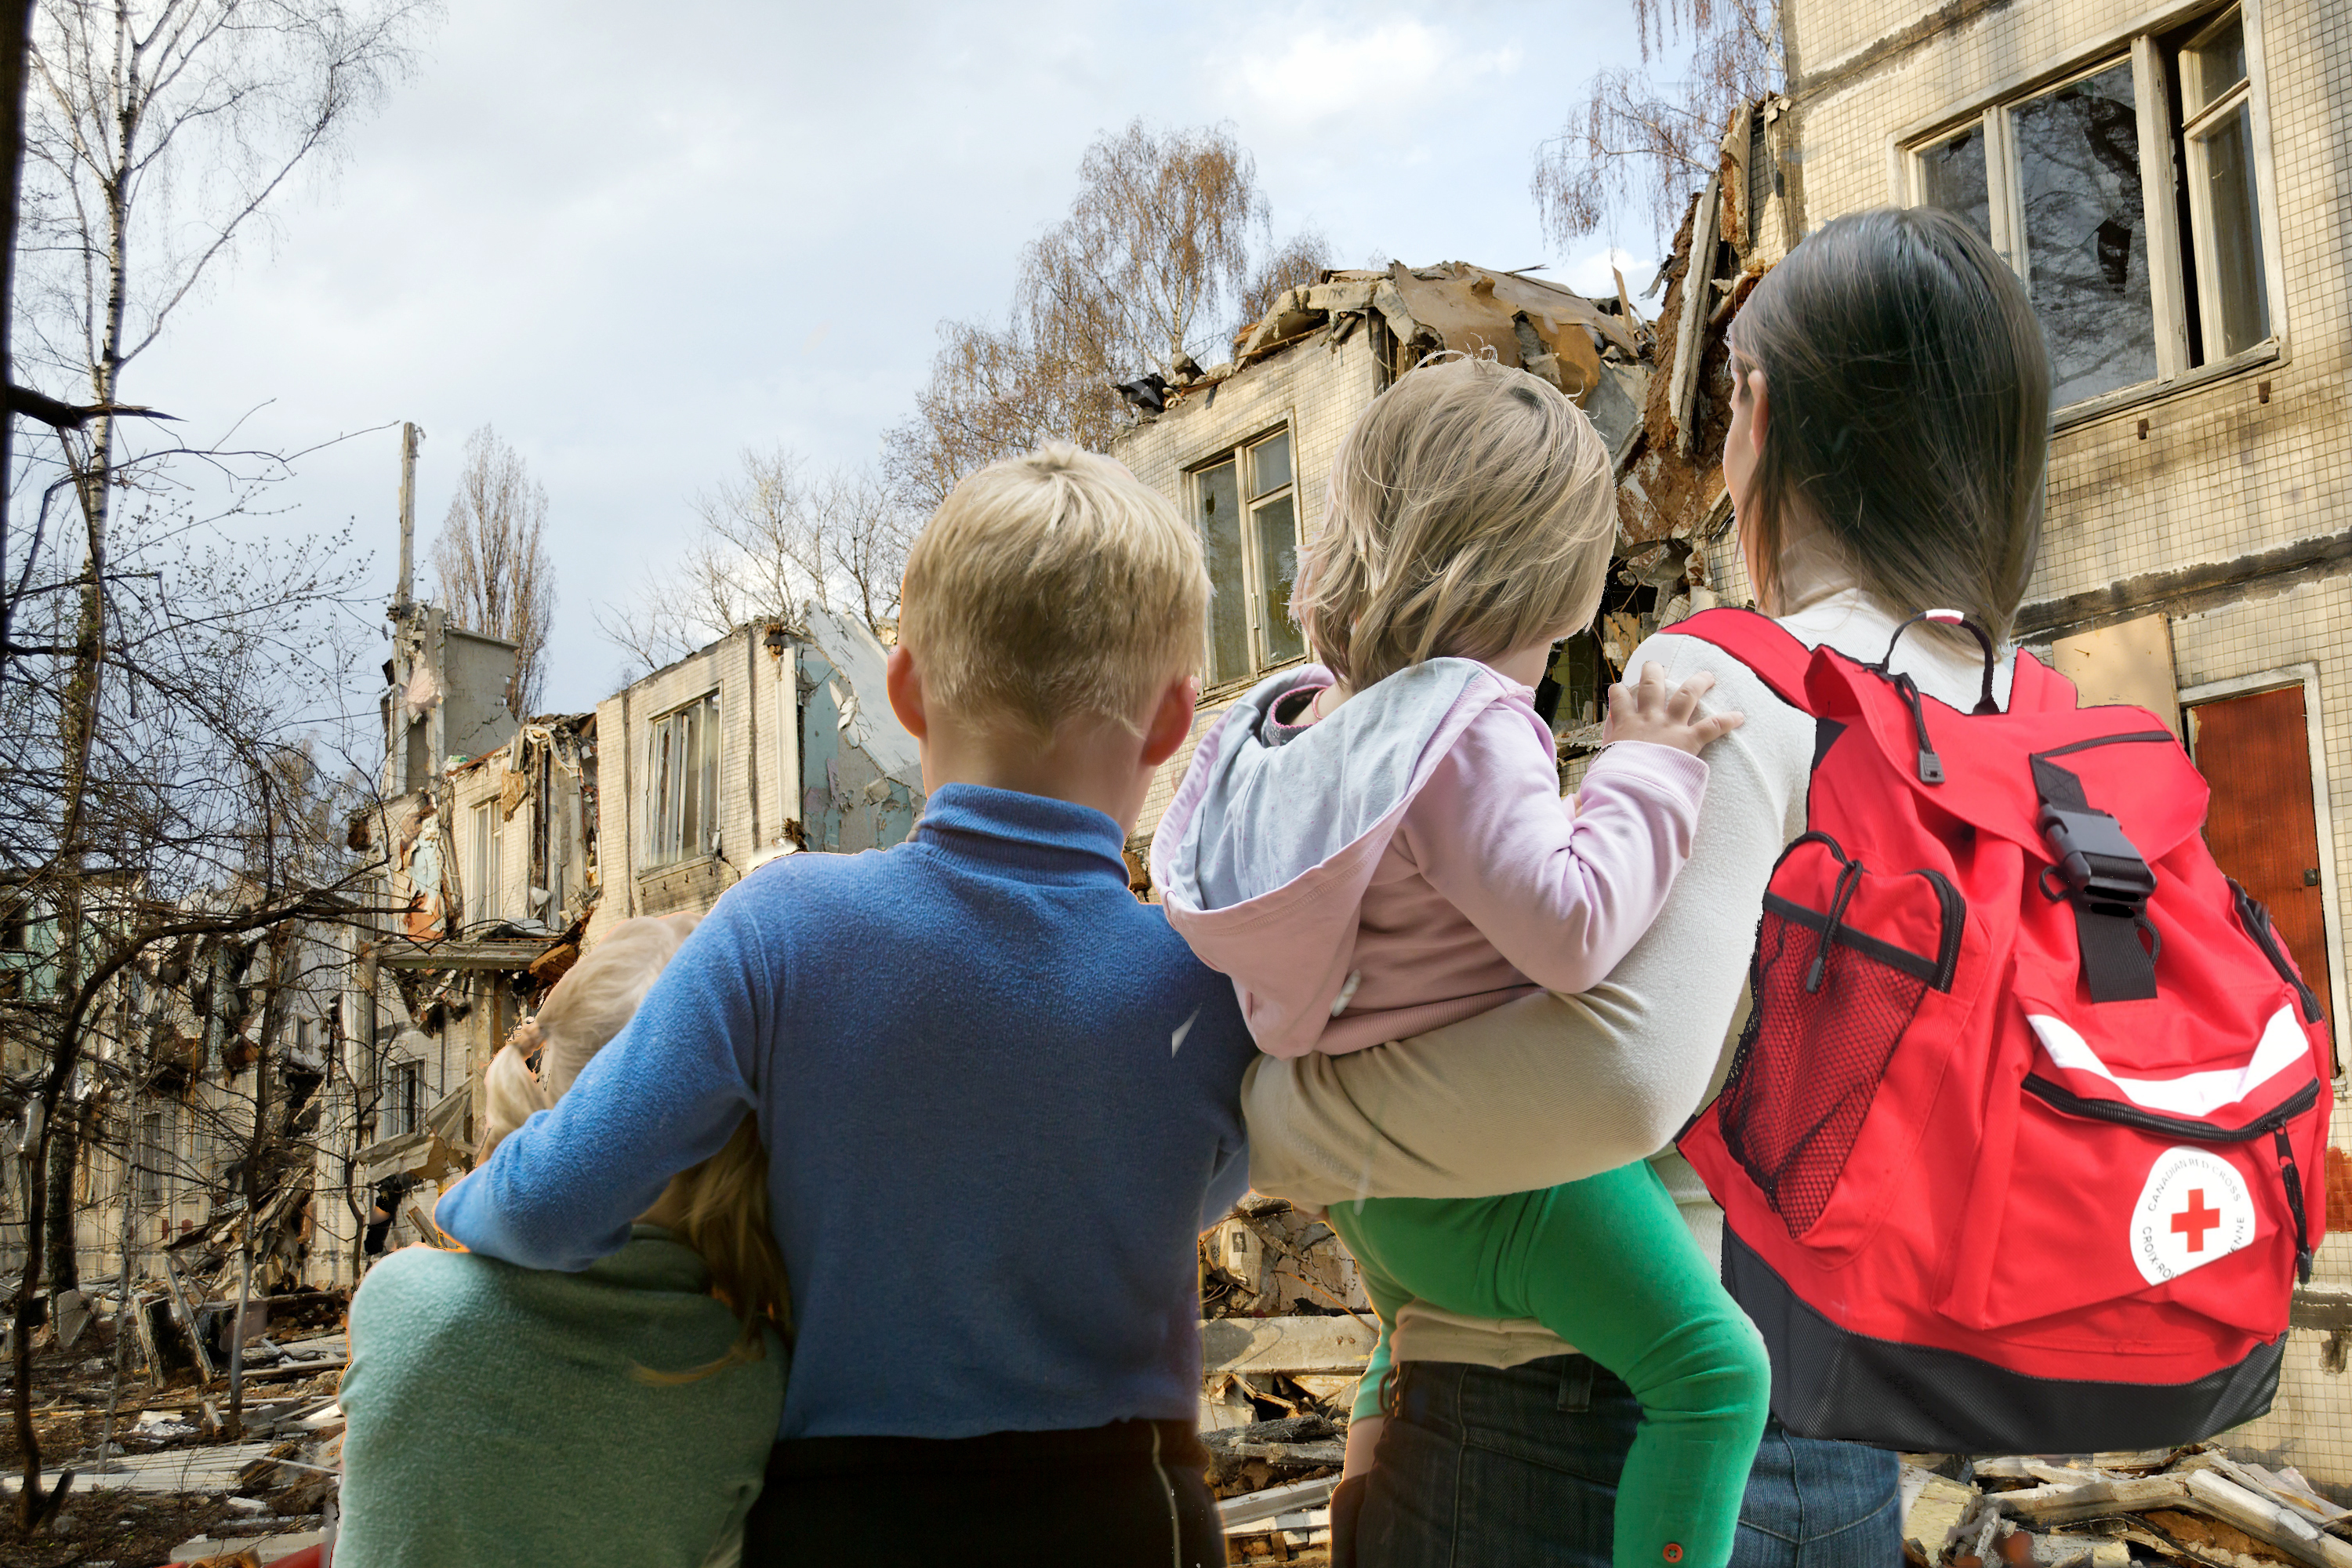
[1903,1445,2352,1568]
[0,1289,348,1565]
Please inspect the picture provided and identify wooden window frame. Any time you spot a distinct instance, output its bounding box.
[1190,422,1305,695]
[1894,0,2287,425]
[644,690,722,872]
[2178,662,2348,1083]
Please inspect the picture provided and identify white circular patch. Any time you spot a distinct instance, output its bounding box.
[2130,1145,2258,1286]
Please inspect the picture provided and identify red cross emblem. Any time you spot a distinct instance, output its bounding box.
[2170,1189,2222,1252]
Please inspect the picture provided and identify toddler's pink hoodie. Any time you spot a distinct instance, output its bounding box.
[1151,658,1708,1058]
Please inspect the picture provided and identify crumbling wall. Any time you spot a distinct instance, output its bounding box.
[798,608,922,854]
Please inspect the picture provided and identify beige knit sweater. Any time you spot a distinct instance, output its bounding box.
[1240,591,2017,1370]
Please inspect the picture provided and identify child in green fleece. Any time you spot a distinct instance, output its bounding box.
[338,913,787,1568]
[1152,359,1767,1568]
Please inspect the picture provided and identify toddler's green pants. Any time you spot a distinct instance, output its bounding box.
[1327,1160,1770,1568]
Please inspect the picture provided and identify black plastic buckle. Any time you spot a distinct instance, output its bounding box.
[2038,804,2157,909]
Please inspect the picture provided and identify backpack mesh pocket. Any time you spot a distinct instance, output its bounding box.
[1719,901,1936,1238]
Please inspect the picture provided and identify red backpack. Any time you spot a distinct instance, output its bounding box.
[1672,606,2332,1454]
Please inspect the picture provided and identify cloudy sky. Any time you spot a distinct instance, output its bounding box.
[122,0,1669,713]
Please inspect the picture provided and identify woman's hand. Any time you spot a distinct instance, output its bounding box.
[1605,662,1744,756]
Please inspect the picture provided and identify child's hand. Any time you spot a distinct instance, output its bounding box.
[1604,662,1744,756]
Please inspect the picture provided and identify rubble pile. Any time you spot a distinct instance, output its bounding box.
[2,1292,350,1564]
[1199,1198,1367,1563]
[1904,1446,2352,1568]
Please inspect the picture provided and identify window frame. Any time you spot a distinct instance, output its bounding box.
[135,1109,164,1207]
[1895,0,2287,424]
[381,1058,423,1141]
[644,690,722,872]
[1189,422,1305,693]
[466,799,499,929]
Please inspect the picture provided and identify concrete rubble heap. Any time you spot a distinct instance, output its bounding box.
[1900,1446,2352,1568]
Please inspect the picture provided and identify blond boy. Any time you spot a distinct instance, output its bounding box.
[439,446,1254,1566]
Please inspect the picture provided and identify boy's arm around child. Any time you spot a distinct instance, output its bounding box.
[437,904,768,1272]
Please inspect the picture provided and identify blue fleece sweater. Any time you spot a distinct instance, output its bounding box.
[436,784,1256,1441]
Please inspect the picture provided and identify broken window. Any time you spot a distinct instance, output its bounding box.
[2013,62,2158,405]
[136,1111,164,1206]
[1195,428,1304,689]
[1908,5,2276,409]
[382,1059,423,1141]
[645,691,720,869]
[1745,106,1777,240]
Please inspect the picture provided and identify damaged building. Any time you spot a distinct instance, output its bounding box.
[343,593,922,1260]
[1115,260,1656,856]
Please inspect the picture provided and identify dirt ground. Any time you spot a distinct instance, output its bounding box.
[0,1334,322,1567]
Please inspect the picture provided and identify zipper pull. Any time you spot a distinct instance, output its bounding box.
[2274,1127,2314,1284]
[1805,861,1866,994]
[1894,674,1944,785]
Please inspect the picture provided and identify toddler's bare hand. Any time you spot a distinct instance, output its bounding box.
[1604,662,1745,757]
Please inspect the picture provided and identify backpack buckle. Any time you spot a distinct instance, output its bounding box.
[2038,805,2157,910]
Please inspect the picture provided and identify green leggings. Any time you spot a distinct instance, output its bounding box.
[1328,1162,1770,1568]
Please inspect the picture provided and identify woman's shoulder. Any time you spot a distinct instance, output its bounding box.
[349,1244,521,1336]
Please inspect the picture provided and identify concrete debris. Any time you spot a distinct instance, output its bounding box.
[1902,1444,2352,1568]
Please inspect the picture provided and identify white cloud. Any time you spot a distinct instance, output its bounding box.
[1236,21,1522,126]
[113,0,1650,713]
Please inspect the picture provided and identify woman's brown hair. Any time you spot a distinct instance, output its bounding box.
[1730,205,2052,644]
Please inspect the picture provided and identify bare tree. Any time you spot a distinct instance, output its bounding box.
[431,424,556,716]
[886,119,1326,509]
[0,0,434,1530]
[597,447,913,678]
[1237,228,1334,327]
[1530,0,1784,248]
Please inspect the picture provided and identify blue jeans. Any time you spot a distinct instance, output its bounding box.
[1354,1356,1901,1568]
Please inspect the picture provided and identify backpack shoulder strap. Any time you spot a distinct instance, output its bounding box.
[1666,607,1817,714]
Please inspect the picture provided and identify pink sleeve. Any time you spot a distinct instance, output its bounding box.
[1395,706,1709,994]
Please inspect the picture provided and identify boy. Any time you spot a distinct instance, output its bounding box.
[436,445,1256,1566]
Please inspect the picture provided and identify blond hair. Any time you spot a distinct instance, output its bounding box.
[485,913,789,1380]
[1295,357,1616,690]
[898,444,1209,742]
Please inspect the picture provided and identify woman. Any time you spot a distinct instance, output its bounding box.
[1246,205,2053,1567]
[339,914,789,1568]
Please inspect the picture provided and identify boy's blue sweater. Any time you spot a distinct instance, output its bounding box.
[436,784,1256,1441]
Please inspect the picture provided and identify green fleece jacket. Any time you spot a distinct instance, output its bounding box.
[337,1226,785,1568]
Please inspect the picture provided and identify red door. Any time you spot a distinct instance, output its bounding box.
[2189,684,2336,1036]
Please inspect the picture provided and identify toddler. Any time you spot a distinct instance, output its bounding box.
[1154,358,1769,1568]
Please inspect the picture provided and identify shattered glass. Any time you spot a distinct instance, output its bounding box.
[2014,63,2158,405]
[1919,123,1991,245]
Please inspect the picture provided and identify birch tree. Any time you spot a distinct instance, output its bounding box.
[1530,0,1784,247]
[0,0,434,1530]
[887,120,1329,509]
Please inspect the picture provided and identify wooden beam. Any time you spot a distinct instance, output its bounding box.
[1200,1315,1377,1377]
